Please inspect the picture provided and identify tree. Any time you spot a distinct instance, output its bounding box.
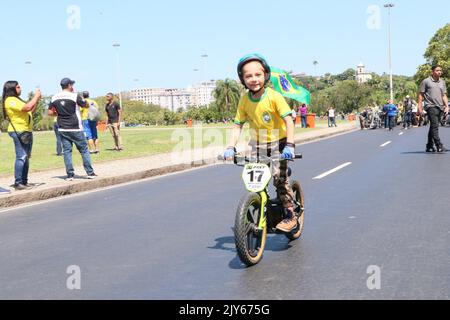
[336,68,356,81]
[163,110,177,125]
[414,23,450,92]
[322,80,372,114]
[212,79,242,115]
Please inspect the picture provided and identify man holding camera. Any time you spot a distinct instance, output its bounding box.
[48,78,97,180]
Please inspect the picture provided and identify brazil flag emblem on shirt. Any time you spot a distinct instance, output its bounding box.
[270,67,311,105]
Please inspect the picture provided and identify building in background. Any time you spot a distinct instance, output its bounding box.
[129,88,192,111]
[356,62,373,84]
[187,80,217,107]
[128,80,216,110]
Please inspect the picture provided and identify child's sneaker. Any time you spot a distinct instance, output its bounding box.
[276,213,298,233]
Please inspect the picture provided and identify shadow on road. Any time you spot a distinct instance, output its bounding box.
[401,151,449,155]
[208,229,293,269]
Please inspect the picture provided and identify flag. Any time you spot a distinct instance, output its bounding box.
[270,67,311,105]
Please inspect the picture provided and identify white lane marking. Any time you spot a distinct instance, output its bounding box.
[313,162,352,180]
[399,132,404,136]
[380,141,392,147]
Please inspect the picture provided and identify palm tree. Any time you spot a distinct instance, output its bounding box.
[212,79,242,115]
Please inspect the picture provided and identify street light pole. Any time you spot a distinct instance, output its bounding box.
[24,60,40,92]
[384,3,395,102]
[24,61,32,91]
[313,61,319,86]
[193,68,199,84]
[313,61,319,108]
[113,43,123,110]
[201,54,208,85]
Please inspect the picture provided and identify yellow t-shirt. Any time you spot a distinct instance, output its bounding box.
[234,88,292,143]
[5,97,33,132]
[81,99,90,121]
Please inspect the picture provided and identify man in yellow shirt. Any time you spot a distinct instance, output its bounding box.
[224,54,297,232]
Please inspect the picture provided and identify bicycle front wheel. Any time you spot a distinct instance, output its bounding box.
[234,193,267,267]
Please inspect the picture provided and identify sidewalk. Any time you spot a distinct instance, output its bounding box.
[0,122,358,208]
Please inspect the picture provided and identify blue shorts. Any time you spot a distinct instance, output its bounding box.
[83,120,98,140]
[88,120,98,140]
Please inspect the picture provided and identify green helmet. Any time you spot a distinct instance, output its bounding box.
[237,53,271,89]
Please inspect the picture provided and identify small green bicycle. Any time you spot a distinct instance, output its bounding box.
[220,154,305,267]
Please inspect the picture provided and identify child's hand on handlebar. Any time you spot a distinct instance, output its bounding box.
[281,146,295,160]
[224,147,236,160]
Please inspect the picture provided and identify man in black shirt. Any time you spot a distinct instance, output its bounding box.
[105,93,123,151]
[48,78,97,180]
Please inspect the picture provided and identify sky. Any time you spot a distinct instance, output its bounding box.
[0,0,449,98]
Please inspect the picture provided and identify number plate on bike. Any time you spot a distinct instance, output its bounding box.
[242,164,272,193]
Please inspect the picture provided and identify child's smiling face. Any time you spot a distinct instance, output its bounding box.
[242,61,266,92]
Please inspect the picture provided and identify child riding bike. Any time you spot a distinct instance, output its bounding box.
[224,53,298,233]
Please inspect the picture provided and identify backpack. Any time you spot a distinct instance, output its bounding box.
[88,104,101,121]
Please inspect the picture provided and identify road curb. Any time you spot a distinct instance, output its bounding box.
[0,125,358,209]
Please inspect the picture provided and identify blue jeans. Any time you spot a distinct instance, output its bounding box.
[301,116,307,128]
[59,131,94,177]
[54,123,63,155]
[9,132,33,185]
[403,111,412,128]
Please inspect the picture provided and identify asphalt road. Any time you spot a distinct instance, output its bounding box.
[0,126,449,300]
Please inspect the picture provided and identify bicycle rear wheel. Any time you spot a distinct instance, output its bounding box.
[234,193,267,267]
[286,180,305,241]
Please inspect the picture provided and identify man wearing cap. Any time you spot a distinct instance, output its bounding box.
[48,78,97,180]
[418,65,449,153]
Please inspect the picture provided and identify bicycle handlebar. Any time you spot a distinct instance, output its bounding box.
[218,153,303,163]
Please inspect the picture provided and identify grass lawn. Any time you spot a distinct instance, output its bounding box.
[0,122,329,176]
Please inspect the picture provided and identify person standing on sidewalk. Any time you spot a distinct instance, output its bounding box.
[2,81,41,190]
[328,107,337,127]
[82,91,100,154]
[418,65,449,153]
[105,93,123,151]
[300,104,308,128]
[48,78,97,181]
[53,117,63,156]
[291,107,297,126]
